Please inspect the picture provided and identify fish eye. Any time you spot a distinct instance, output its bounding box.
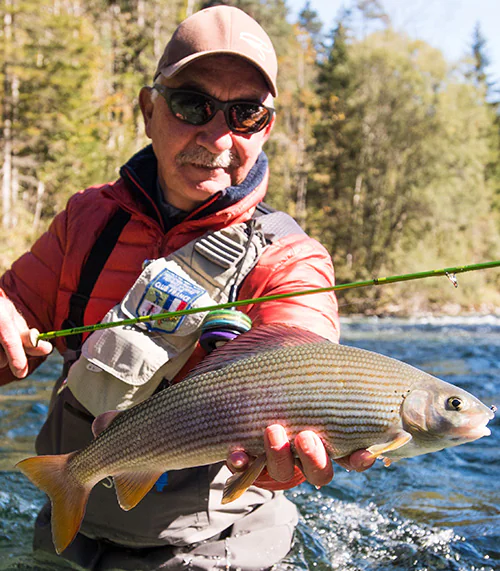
[447,396,463,411]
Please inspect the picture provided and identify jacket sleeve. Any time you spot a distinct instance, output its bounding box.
[239,234,340,343]
[0,209,67,385]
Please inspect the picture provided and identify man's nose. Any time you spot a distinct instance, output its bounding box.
[195,111,233,153]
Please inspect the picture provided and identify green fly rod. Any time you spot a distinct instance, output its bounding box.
[36,260,500,342]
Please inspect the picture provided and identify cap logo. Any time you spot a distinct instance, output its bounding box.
[239,32,273,62]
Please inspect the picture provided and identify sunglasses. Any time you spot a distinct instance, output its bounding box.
[153,84,275,135]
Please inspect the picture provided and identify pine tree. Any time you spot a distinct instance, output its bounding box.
[470,22,490,88]
[308,21,358,271]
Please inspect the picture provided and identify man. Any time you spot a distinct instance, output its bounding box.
[0,6,374,569]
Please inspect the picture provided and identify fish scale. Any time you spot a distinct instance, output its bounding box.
[16,324,494,555]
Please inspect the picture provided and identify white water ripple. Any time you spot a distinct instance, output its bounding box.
[277,489,495,571]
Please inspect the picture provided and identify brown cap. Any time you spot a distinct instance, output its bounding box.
[154,6,278,96]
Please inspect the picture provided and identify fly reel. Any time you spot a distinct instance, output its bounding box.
[199,309,252,353]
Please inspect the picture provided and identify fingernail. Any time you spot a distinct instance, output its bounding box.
[229,451,247,470]
[300,432,318,455]
[357,454,376,471]
[29,329,39,348]
[266,426,286,449]
[14,368,26,379]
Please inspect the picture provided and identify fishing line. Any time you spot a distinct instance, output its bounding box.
[36,260,500,343]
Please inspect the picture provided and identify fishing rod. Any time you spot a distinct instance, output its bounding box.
[37,260,500,342]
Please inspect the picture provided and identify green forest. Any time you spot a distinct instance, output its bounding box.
[1,0,499,315]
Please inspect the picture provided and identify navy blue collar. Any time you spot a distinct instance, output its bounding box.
[120,145,268,229]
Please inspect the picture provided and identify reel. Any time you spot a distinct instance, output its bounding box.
[199,309,252,353]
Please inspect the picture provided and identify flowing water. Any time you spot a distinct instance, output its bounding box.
[0,317,498,570]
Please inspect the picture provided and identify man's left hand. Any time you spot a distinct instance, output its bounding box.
[227,424,376,491]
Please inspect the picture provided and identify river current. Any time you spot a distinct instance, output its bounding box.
[0,317,498,570]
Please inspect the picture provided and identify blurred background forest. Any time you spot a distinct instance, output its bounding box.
[1,0,499,315]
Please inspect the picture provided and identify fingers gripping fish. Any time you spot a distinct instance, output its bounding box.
[16,325,495,555]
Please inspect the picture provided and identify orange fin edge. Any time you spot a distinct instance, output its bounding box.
[222,453,267,505]
[17,453,91,554]
[113,470,164,511]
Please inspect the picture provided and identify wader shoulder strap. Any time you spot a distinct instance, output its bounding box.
[253,201,276,217]
[253,202,306,242]
[63,207,131,352]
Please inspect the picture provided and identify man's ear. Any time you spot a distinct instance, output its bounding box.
[139,86,154,138]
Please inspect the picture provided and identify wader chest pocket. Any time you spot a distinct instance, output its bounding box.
[67,258,216,416]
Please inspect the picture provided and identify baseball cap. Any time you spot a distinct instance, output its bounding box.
[154,6,278,96]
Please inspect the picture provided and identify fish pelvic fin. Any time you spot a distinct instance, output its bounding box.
[222,453,267,505]
[113,470,164,511]
[16,453,90,555]
[366,430,412,458]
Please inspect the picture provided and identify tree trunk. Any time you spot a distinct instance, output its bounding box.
[185,0,195,18]
[33,180,45,233]
[295,48,308,228]
[2,1,13,229]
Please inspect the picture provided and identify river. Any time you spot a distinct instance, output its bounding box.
[0,317,498,570]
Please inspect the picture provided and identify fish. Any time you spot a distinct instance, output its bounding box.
[16,324,495,555]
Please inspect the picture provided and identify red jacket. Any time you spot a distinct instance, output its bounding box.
[0,148,339,386]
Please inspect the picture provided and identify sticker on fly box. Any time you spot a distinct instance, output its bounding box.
[136,267,206,333]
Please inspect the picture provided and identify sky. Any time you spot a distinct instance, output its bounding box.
[286,0,500,88]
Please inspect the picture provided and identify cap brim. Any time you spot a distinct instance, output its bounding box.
[154,50,278,97]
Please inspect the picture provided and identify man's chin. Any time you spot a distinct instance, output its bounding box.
[186,170,234,193]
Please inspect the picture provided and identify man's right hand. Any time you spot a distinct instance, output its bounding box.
[0,294,52,378]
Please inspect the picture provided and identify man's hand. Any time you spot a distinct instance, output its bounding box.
[227,424,376,491]
[0,295,52,378]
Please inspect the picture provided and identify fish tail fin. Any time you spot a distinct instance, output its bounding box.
[17,453,90,554]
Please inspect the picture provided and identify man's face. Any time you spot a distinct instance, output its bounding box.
[140,56,275,212]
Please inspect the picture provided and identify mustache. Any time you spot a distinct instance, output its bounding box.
[176,147,241,169]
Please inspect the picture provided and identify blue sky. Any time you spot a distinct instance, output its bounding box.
[287,0,500,88]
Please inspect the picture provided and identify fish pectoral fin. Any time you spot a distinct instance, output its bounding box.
[222,453,267,505]
[113,470,164,511]
[366,430,412,457]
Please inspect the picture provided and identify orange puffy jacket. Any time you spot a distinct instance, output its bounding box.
[0,147,340,388]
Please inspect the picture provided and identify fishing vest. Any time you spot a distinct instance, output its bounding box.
[35,204,304,549]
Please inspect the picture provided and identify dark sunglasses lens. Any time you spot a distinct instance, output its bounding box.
[169,92,214,125]
[230,103,270,133]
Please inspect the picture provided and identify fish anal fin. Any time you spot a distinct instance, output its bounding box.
[92,410,122,438]
[16,453,90,555]
[222,453,267,505]
[113,470,163,511]
[367,431,412,458]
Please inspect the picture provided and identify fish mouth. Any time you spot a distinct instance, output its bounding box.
[468,425,491,439]
[451,424,491,442]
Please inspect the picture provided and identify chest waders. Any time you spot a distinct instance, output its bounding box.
[34,204,303,569]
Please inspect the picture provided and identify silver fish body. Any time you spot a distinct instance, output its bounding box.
[17,325,494,554]
[74,329,492,477]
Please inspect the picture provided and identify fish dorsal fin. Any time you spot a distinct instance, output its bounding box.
[186,324,328,380]
[92,410,122,438]
[222,453,267,504]
[113,470,164,511]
